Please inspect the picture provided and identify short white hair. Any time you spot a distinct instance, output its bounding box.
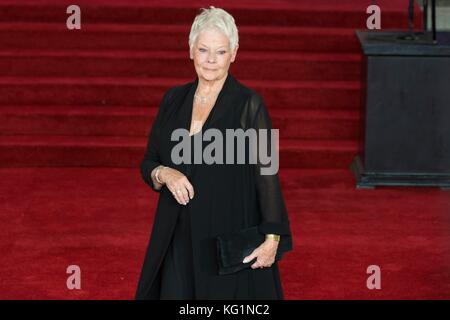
[189,6,239,52]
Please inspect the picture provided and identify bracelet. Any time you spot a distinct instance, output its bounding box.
[155,166,167,184]
[265,234,280,242]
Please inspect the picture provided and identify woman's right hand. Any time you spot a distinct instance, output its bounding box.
[159,167,195,205]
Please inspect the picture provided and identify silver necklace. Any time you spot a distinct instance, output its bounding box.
[194,91,218,105]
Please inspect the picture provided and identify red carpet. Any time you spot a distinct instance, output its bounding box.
[1,0,449,299]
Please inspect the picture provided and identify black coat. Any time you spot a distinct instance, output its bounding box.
[135,72,293,299]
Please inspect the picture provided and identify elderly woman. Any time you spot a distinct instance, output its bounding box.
[135,7,292,300]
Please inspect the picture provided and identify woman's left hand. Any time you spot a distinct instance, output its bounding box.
[242,238,279,269]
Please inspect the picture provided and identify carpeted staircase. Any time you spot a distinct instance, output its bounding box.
[0,0,423,168]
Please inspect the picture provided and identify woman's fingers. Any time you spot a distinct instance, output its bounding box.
[169,186,182,204]
[252,257,273,269]
[177,177,193,204]
[185,181,195,200]
[173,186,187,205]
[252,258,265,269]
[244,245,276,269]
[167,174,194,205]
[243,249,258,264]
[167,182,183,205]
[174,188,183,204]
[179,184,190,204]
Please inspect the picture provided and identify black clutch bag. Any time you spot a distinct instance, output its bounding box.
[216,226,292,275]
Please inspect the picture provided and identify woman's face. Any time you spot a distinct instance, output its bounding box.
[190,28,238,82]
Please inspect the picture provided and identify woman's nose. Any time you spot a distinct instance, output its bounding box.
[207,52,216,63]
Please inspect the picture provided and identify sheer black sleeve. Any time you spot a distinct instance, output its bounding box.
[249,93,292,236]
[140,89,173,192]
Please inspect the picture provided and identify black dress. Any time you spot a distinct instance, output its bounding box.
[159,134,197,300]
[135,72,293,300]
[159,201,195,299]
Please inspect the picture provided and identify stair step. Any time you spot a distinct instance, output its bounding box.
[0,50,362,81]
[280,139,358,168]
[0,105,362,139]
[278,168,356,190]
[0,77,362,110]
[0,134,358,168]
[0,0,421,29]
[0,22,361,53]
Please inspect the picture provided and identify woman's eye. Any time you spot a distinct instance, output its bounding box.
[218,51,226,55]
[199,48,207,52]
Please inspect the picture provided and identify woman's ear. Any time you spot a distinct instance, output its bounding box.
[230,44,239,63]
